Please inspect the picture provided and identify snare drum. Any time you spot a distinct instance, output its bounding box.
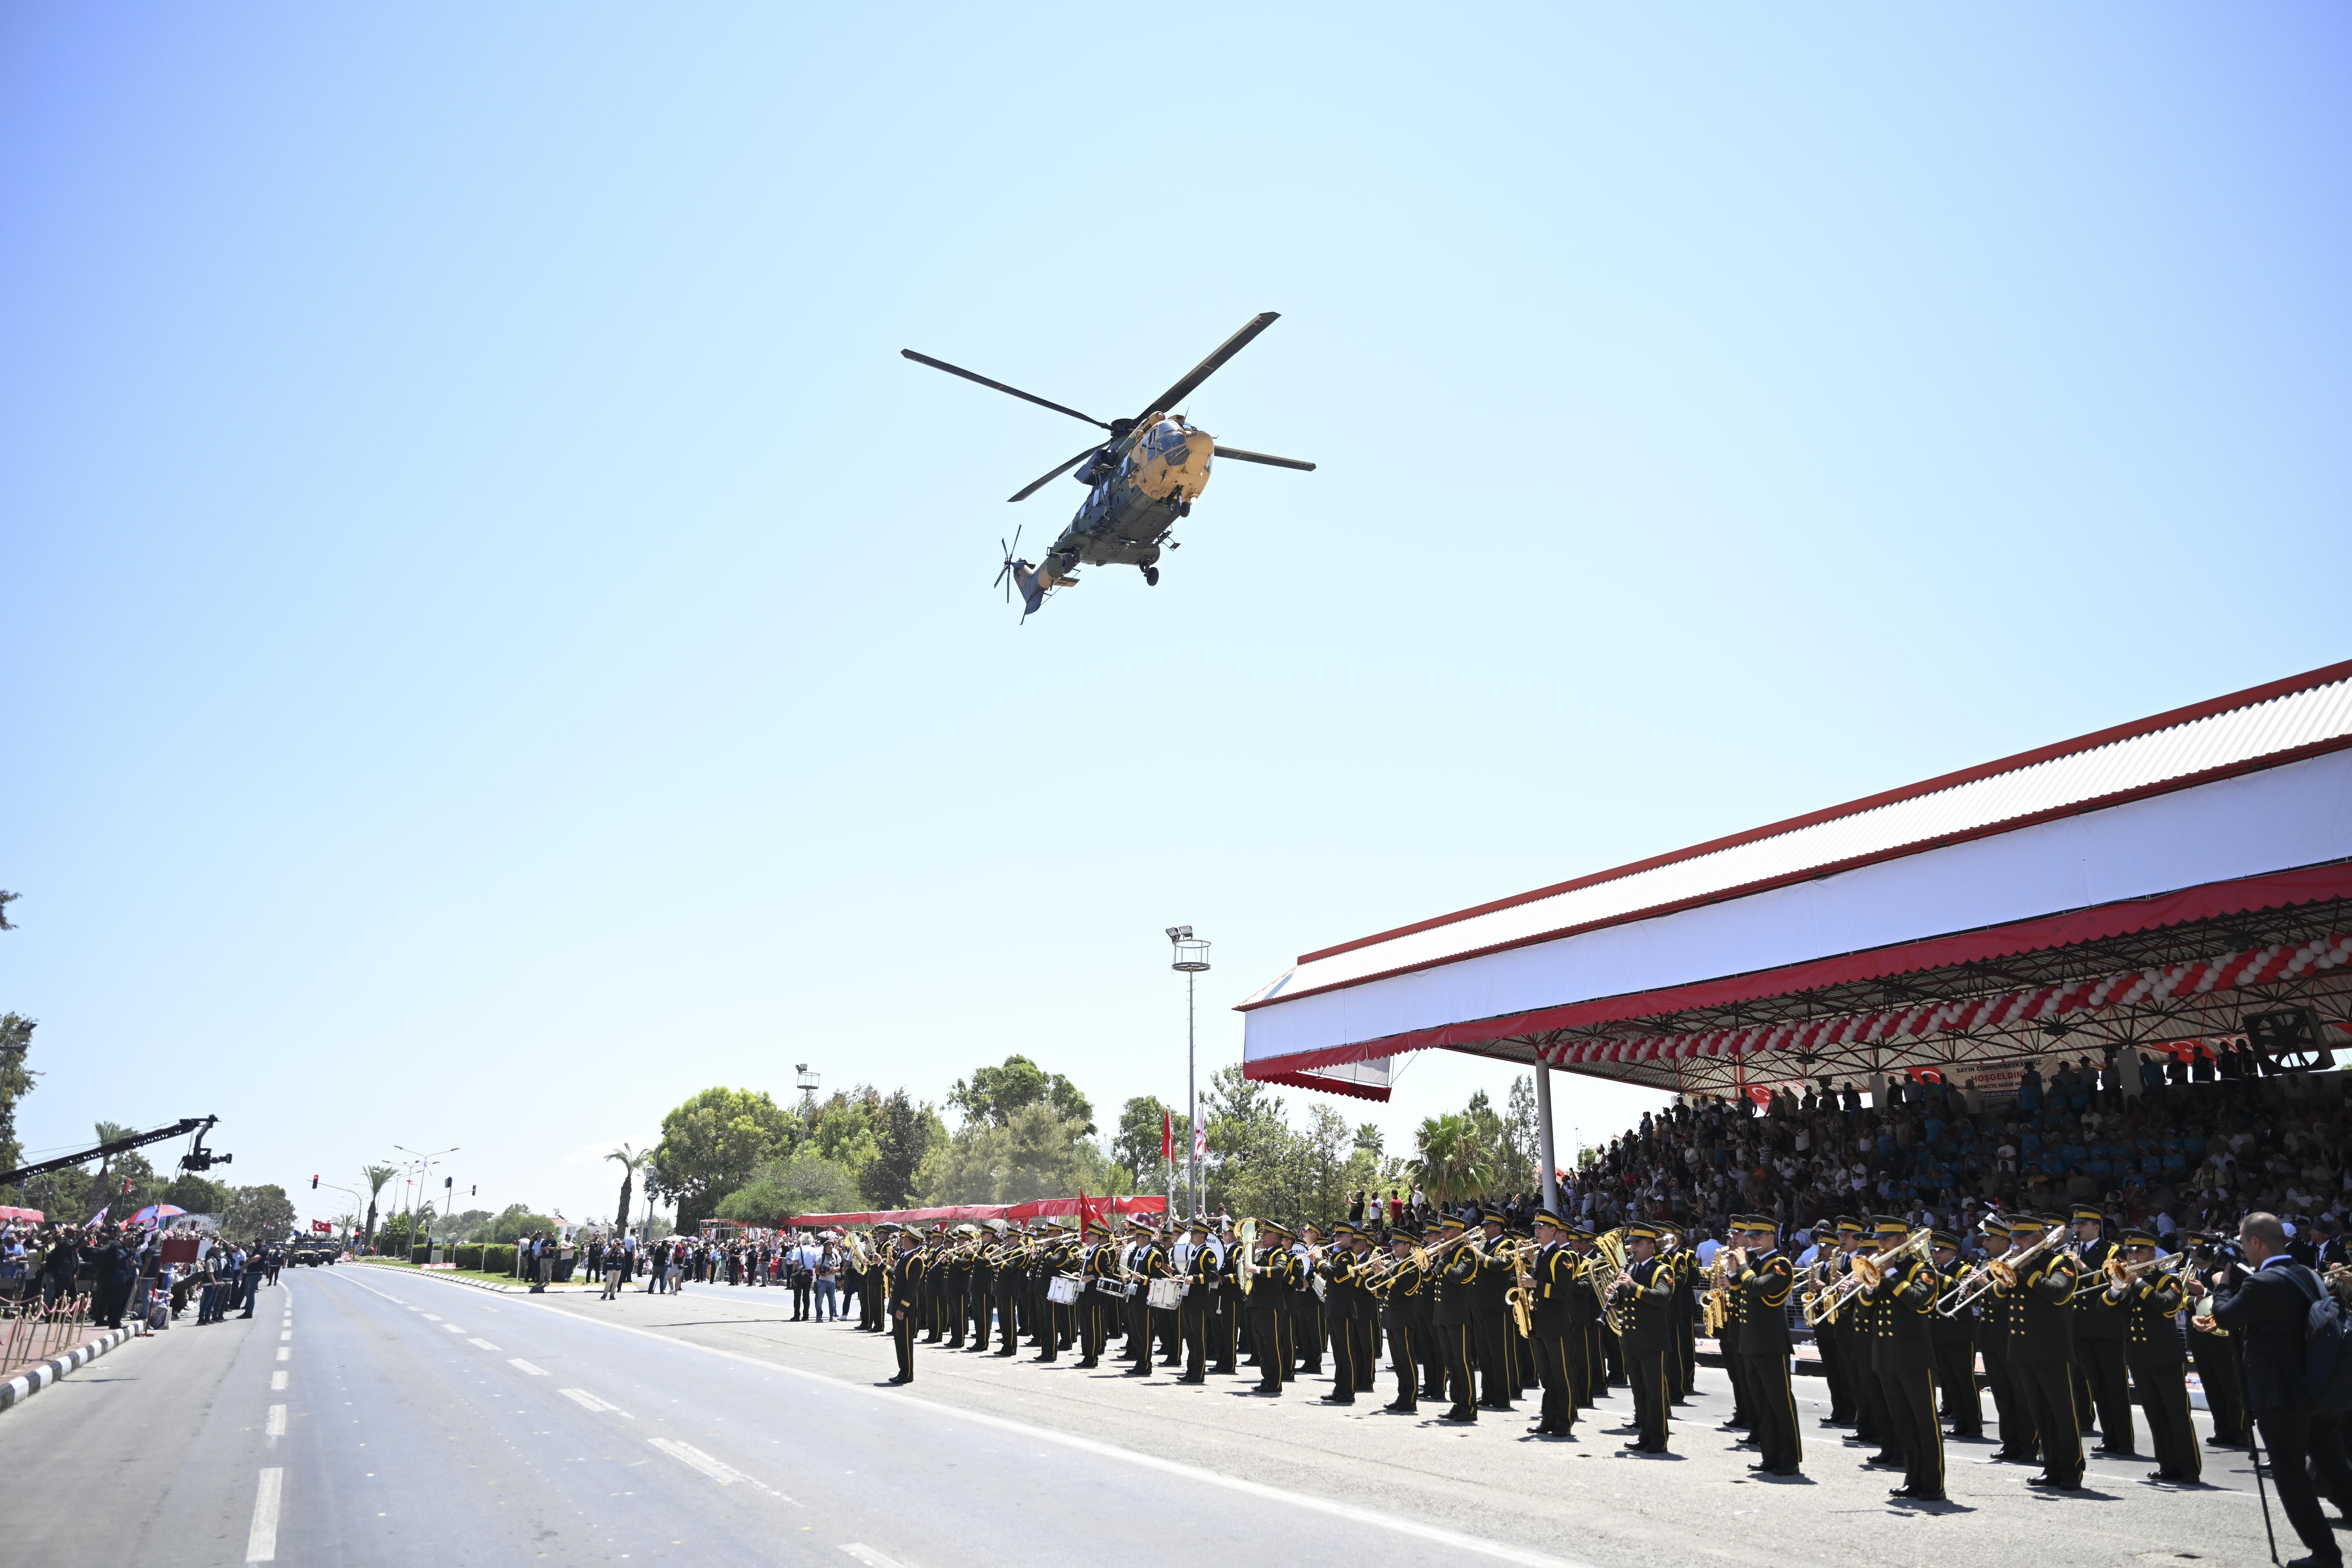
[1095,1278,1135,1300]
[1047,1274,1083,1306]
[1147,1277,1189,1311]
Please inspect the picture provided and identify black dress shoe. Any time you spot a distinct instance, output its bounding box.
[2025,1473,2081,1491]
[1439,1407,1477,1423]
[1747,1461,1772,1472]
[2092,1445,2138,1458]
[1864,1452,1902,1467]
[1176,1375,1205,1385]
[886,1374,910,1385]
[1320,1395,1355,1405]
[1717,1421,1747,1432]
[1768,1466,1803,1477]
[2206,1432,2247,1448]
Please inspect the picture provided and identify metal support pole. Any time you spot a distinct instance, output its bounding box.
[1534,1062,1560,1215]
[1186,968,1198,1220]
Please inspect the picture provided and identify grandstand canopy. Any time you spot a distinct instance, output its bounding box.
[1240,661,2352,1106]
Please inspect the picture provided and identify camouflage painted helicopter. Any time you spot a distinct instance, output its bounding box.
[902,311,1314,618]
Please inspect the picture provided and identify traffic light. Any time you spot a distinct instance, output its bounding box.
[311,1175,318,1190]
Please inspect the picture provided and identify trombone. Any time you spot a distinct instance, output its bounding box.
[1939,1224,2066,1317]
[1805,1228,1931,1326]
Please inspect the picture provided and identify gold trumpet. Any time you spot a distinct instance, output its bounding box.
[1805,1229,1930,1326]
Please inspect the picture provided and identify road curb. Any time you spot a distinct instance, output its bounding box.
[0,1324,138,1416]
[348,1259,598,1295]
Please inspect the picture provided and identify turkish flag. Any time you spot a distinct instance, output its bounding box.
[1161,1111,1174,1166]
[311,1220,333,1234]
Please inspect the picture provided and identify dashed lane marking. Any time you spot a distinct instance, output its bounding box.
[275,1348,289,1362]
[841,1547,909,1568]
[271,1371,288,1391]
[266,1404,287,1438]
[559,1387,633,1417]
[509,1359,548,1376]
[245,1468,283,1562]
[469,1338,499,1350]
[647,1438,797,1500]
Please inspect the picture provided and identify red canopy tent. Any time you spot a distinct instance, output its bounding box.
[786,1195,1167,1228]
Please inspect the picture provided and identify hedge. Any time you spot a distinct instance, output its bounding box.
[454,1243,483,1271]
[410,1245,431,1266]
[478,1244,518,1276]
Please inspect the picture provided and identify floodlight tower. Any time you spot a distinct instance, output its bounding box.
[1167,926,1210,1218]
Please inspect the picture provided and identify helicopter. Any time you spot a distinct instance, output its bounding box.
[901,311,1314,618]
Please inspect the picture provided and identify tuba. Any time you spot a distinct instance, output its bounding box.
[1582,1228,1631,1337]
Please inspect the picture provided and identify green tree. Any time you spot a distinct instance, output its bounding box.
[948,1055,1094,1135]
[224,1184,297,1240]
[647,1087,799,1229]
[1201,1064,1304,1224]
[0,1013,35,1191]
[605,1143,650,1235]
[922,1103,1108,1205]
[489,1203,560,1243]
[806,1087,883,1185]
[1110,1095,1181,1187]
[440,1208,495,1242]
[713,1152,866,1224]
[162,1172,233,1216]
[361,1163,398,1251]
[1410,1112,1495,1205]
[865,1089,944,1209]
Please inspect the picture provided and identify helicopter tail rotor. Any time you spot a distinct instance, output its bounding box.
[993,528,1046,620]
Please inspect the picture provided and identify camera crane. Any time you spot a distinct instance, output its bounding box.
[0,1114,227,1189]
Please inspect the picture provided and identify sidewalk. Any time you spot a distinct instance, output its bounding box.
[0,1323,139,1413]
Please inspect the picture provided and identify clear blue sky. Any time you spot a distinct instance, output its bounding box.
[4,8,2346,1225]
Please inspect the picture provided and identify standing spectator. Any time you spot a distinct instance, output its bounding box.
[815,1239,842,1321]
[2211,1212,2352,1567]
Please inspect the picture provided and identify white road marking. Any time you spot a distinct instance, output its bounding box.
[841,1547,909,1568]
[558,1308,1584,1568]
[647,1438,794,1500]
[441,1323,464,1333]
[275,1347,289,1362]
[270,1371,288,1391]
[245,1468,283,1562]
[469,1338,500,1350]
[279,1330,291,1342]
[560,1387,633,1417]
[420,1313,440,1320]
[266,1404,287,1437]
[509,1358,548,1376]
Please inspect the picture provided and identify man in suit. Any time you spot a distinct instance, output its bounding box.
[2211,1211,2352,1568]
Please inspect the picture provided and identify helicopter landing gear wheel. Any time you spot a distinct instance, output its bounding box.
[1142,565,1160,586]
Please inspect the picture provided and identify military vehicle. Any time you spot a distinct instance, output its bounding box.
[902,311,1314,618]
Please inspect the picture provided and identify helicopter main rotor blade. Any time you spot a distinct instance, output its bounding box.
[1211,444,1315,472]
[1006,444,1104,503]
[901,350,1110,430]
[1136,311,1281,421]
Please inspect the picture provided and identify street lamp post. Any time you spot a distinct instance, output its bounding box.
[795,1065,820,1155]
[394,1144,458,1259]
[1167,926,1210,1219]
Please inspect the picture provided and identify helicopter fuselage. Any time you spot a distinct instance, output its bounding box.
[1032,413,1214,591]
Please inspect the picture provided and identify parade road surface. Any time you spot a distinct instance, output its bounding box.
[0,1264,2280,1568]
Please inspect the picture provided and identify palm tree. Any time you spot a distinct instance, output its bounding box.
[361,1163,398,1253]
[606,1144,650,1237]
[1409,1112,1494,1206]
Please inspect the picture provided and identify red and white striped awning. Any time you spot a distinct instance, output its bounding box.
[1538,932,2352,1067]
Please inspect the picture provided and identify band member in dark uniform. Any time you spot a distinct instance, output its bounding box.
[2069,1203,2136,1457]
[1248,1222,1300,1395]
[1177,1215,1216,1382]
[1729,1216,1800,1475]
[1610,1221,1675,1455]
[1471,1209,1518,1411]
[1126,1218,1171,1377]
[2000,1214,2086,1492]
[1520,1208,1579,1438]
[1928,1230,1982,1440]
[1430,1214,1480,1422]
[885,1226,919,1385]
[1374,1225,1425,1413]
[1861,1218,1944,1503]
[2184,1232,2246,1450]
[1976,1219,2038,1466]
[1318,1220,1365,1404]
[1565,1227,1605,1413]
[2110,1228,2200,1484]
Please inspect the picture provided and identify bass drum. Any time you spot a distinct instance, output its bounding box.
[1047,1274,1084,1306]
[1147,1277,1189,1311]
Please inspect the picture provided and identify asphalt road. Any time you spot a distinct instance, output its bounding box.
[0,1265,2301,1568]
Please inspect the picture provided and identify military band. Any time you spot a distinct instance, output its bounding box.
[857,1198,2237,1512]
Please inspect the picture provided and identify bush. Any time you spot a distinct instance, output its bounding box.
[478,1244,517,1277]
[454,1243,483,1271]
[410,1245,430,1265]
